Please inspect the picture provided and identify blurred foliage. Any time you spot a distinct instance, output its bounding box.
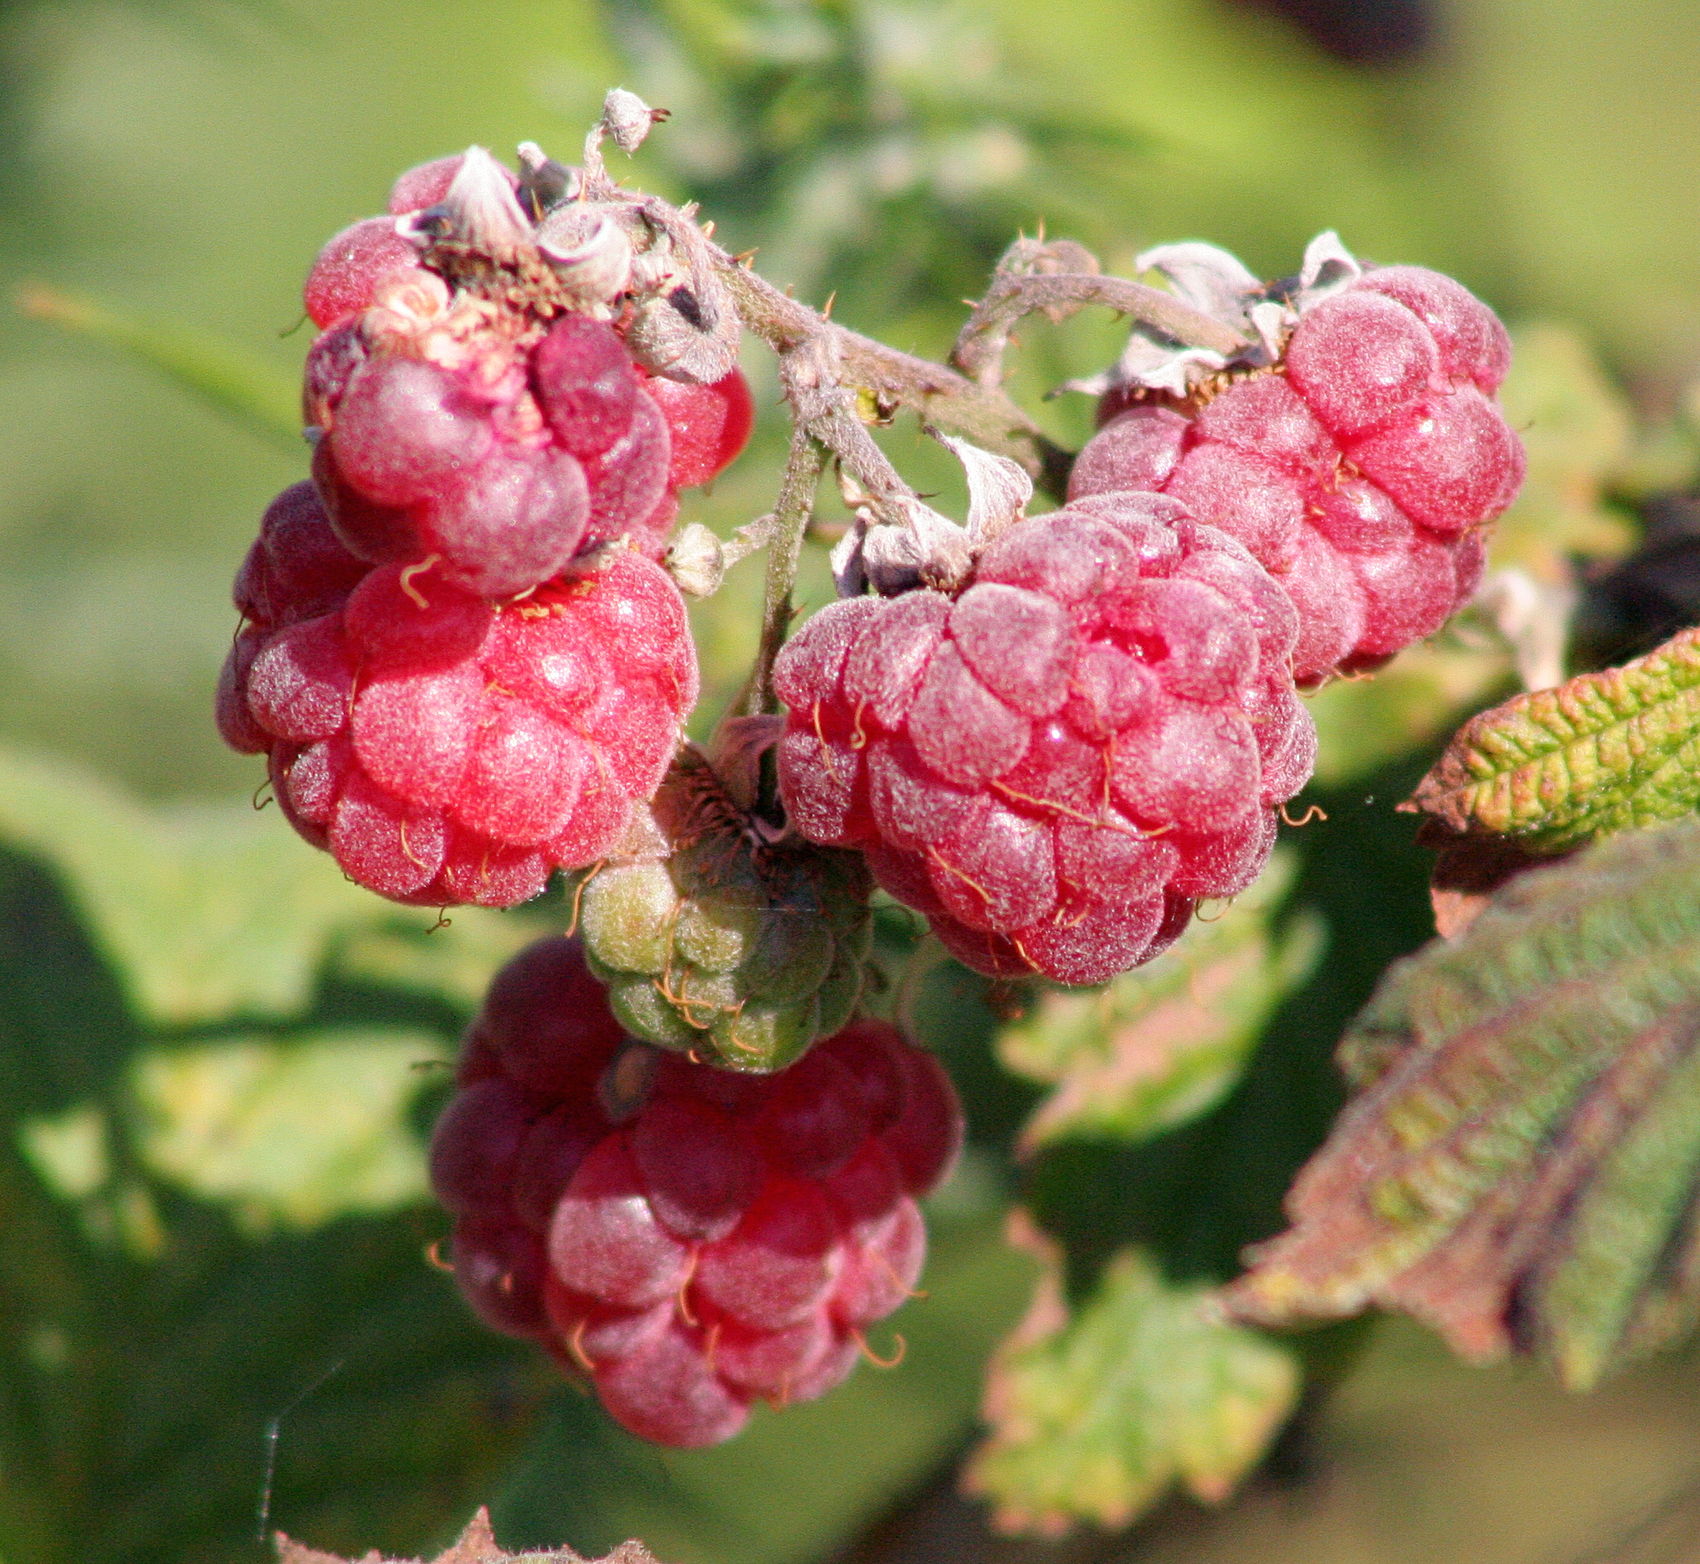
[997,851,1322,1151]
[0,741,1034,1564]
[15,283,300,450]
[966,1231,1299,1534]
[599,0,1143,320]
[1490,324,1642,586]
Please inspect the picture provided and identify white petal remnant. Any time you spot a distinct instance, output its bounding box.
[932,431,1032,546]
[435,146,534,256]
[1080,232,1368,402]
[1134,241,1262,319]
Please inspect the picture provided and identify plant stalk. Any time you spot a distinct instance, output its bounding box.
[739,428,827,718]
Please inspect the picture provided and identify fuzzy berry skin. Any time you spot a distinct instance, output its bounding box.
[305,308,626,599]
[303,218,426,332]
[642,369,755,490]
[577,748,873,1072]
[217,534,697,908]
[429,936,963,1447]
[773,493,1315,985]
[1071,265,1522,684]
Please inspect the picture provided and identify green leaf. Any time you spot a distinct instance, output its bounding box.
[1408,625,1700,851]
[127,1028,448,1234]
[1226,817,1700,1390]
[18,281,302,450]
[0,746,389,1026]
[965,1229,1299,1534]
[998,851,1323,1150]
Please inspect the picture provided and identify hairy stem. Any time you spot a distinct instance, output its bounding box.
[951,271,1250,389]
[713,254,1074,499]
[740,428,826,718]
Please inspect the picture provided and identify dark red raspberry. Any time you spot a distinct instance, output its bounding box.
[772,492,1315,985]
[292,146,743,599]
[428,937,963,1448]
[1070,264,1522,684]
[218,545,697,907]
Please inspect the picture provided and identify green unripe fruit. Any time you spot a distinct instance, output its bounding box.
[576,745,873,1071]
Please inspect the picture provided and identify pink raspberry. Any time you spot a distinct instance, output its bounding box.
[772,492,1315,985]
[428,937,963,1448]
[217,540,697,907]
[1070,264,1522,683]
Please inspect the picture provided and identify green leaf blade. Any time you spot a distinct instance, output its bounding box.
[19,282,303,450]
[1411,627,1700,850]
[966,1239,1299,1534]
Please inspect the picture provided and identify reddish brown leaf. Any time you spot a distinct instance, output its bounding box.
[1224,819,1700,1390]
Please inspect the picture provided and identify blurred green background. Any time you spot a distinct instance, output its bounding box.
[6,1,1700,1562]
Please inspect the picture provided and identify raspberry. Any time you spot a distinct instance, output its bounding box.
[428,937,963,1447]
[232,481,370,631]
[218,544,697,907]
[291,146,748,601]
[773,492,1314,985]
[1071,261,1522,683]
[577,745,873,1072]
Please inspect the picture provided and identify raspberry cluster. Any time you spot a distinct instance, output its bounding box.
[578,746,874,1072]
[1072,262,1523,684]
[217,145,761,904]
[773,492,1315,985]
[304,152,752,599]
[431,938,963,1447]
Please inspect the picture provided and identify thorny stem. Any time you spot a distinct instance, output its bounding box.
[712,253,1076,501]
[951,271,1250,389]
[739,428,827,718]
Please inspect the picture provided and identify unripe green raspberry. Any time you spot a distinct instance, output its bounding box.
[576,745,873,1072]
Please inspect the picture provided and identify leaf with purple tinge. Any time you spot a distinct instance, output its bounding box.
[1226,817,1700,1391]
